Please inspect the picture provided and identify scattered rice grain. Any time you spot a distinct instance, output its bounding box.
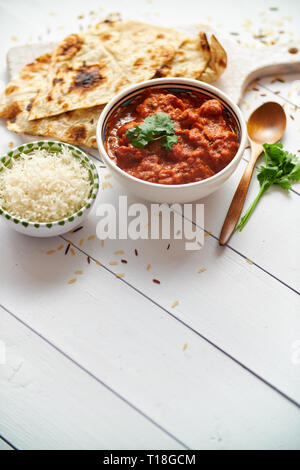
[46,250,56,255]
[172,300,179,308]
[75,270,83,275]
[57,244,64,251]
[146,264,151,271]
[271,77,285,83]
[68,278,77,284]
[109,261,118,265]
[114,250,124,255]
[79,238,84,246]
[197,268,206,274]
[183,343,188,351]
[73,226,83,233]
[88,235,95,241]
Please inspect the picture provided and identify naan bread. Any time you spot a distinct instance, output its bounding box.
[155,32,226,81]
[7,105,102,149]
[0,52,52,121]
[1,46,102,148]
[155,32,211,79]
[0,17,227,149]
[198,35,227,83]
[28,19,186,121]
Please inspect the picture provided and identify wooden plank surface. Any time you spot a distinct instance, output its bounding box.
[0,306,186,450]
[0,0,300,450]
[1,294,300,450]
[0,437,14,450]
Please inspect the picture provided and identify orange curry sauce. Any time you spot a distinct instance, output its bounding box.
[105,88,240,185]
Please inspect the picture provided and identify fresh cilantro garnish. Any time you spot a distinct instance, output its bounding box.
[126,113,178,152]
[236,142,300,231]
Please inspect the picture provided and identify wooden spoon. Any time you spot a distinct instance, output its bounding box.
[219,102,286,246]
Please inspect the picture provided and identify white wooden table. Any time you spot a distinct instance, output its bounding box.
[0,0,299,451]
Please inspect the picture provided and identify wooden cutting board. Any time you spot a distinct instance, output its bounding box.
[7,38,300,104]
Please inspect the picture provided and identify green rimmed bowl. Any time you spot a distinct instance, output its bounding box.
[0,140,100,238]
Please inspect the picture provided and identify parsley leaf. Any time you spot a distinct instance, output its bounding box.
[126,113,178,152]
[236,142,300,232]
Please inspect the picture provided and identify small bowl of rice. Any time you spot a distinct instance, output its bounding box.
[0,141,100,237]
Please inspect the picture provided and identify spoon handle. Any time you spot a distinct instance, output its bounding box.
[219,144,262,246]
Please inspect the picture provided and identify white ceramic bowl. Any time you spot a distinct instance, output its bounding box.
[97,78,247,203]
[0,140,100,238]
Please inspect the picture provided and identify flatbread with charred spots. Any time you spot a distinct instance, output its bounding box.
[0,16,228,149]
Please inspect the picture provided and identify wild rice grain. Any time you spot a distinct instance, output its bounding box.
[87,256,91,264]
[65,244,71,255]
[135,249,138,256]
[73,226,83,233]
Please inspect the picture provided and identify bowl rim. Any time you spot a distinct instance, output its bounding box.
[97,77,247,190]
[0,140,100,229]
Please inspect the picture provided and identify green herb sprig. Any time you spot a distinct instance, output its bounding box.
[126,112,178,152]
[236,142,300,231]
